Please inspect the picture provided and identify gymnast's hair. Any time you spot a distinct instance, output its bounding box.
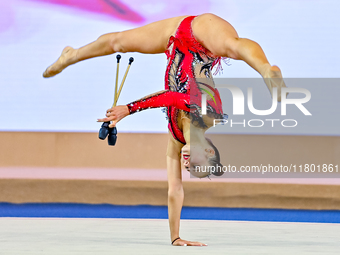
[205,138,224,176]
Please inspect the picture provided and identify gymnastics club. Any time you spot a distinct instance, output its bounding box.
[114,54,121,106]
[107,56,134,146]
[114,57,134,106]
[98,56,134,146]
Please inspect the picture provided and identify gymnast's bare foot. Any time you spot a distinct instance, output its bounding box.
[263,65,287,102]
[43,46,77,78]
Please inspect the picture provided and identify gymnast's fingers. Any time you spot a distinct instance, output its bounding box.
[106,112,116,117]
[187,241,207,246]
[174,239,207,246]
[109,121,117,128]
[106,107,115,113]
[97,116,115,122]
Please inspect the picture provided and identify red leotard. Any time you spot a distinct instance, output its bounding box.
[127,16,225,144]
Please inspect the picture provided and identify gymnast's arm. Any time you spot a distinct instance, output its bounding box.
[127,90,191,114]
[166,135,207,246]
[97,90,191,127]
[166,139,184,246]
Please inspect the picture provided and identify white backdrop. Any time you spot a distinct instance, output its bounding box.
[0,0,339,134]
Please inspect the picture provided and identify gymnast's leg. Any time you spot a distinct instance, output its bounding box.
[43,16,188,78]
[192,13,286,101]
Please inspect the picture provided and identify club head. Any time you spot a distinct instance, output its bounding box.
[107,127,117,146]
[109,126,117,135]
[99,122,110,140]
[107,131,116,146]
[107,134,117,146]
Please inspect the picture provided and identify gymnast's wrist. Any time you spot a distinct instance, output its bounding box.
[171,237,180,245]
[126,103,136,114]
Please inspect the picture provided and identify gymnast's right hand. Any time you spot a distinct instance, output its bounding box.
[172,238,207,247]
[97,105,130,128]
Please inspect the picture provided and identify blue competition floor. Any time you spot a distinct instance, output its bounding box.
[1,203,340,223]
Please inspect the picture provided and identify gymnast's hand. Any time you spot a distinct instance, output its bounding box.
[172,238,207,247]
[97,105,130,128]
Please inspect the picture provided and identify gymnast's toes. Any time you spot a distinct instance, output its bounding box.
[264,65,287,102]
[43,66,59,78]
[42,46,74,78]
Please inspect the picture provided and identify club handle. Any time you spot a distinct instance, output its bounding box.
[113,57,134,106]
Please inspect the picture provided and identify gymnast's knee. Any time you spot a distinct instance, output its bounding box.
[220,37,242,60]
[99,32,125,53]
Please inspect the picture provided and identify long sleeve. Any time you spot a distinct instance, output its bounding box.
[127,90,191,114]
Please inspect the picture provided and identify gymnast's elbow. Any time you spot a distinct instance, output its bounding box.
[168,185,184,200]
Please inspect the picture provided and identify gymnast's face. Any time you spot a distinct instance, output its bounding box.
[181,144,215,178]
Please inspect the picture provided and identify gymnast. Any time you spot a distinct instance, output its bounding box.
[43,14,286,246]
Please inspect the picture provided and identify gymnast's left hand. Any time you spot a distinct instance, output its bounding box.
[97,105,130,128]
